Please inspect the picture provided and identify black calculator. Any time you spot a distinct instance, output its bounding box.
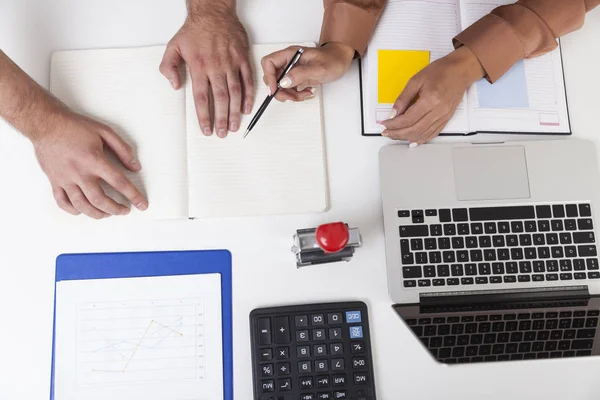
[250,302,376,400]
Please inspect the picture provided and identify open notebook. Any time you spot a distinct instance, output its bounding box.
[50,44,328,219]
[360,0,570,136]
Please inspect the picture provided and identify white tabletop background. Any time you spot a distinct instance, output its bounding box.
[1,1,600,399]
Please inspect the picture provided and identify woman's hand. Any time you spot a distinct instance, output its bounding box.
[261,43,355,102]
[381,46,485,144]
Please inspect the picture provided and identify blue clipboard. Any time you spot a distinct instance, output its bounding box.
[50,250,233,400]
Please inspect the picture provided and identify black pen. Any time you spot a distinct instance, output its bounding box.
[243,48,304,138]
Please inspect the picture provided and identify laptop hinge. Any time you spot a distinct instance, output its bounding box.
[420,286,590,308]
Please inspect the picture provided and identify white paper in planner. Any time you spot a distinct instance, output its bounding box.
[185,43,329,218]
[50,46,189,220]
[54,273,223,400]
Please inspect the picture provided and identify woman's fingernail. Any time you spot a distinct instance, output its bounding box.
[203,127,212,136]
[388,109,398,119]
[280,76,292,88]
[382,130,389,137]
[230,121,238,132]
[409,142,418,148]
[244,105,252,115]
[130,158,141,170]
[309,87,316,94]
[137,201,148,211]
[218,129,227,138]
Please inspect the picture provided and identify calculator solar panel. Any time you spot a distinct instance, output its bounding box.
[250,302,376,400]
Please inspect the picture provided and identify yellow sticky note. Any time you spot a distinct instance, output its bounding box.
[378,50,430,104]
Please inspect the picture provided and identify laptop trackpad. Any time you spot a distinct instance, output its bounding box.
[452,146,531,201]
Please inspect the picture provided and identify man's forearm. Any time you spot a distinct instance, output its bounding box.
[186,0,236,21]
[0,50,65,142]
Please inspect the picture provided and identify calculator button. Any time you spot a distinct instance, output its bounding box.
[260,349,273,361]
[277,362,290,375]
[332,374,347,386]
[258,318,272,345]
[298,361,312,373]
[261,364,274,377]
[274,316,291,344]
[352,357,367,370]
[278,378,292,391]
[349,326,364,339]
[312,329,326,340]
[295,315,309,327]
[330,343,344,355]
[296,330,309,342]
[297,345,311,358]
[276,347,289,359]
[315,359,329,372]
[301,395,315,400]
[316,376,330,388]
[351,342,365,354]
[328,313,343,324]
[299,377,313,390]
[313,344,327,356]
[334,391,348,399]
[311,314,325,325]
[346,311,362,323]
[329,328,342,340]
[354,373,368,385]
[317,393,332,400]
[331,358,345,371]
[261,380,275,392]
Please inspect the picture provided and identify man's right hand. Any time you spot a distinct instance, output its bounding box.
[160,5,254,138]
[34,111,148,219]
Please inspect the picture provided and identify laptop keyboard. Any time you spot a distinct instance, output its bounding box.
[405,309,600,364]
[398,204,600,288]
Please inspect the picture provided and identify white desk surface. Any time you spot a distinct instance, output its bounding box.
[1,1,600,399]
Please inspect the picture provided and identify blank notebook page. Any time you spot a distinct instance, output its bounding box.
[185,44,329,218]
[50,46,189,220]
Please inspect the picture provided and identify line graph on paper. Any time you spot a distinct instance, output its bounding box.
[76,298,205,386]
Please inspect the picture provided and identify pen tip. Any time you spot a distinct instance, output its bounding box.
[243,129,250,139]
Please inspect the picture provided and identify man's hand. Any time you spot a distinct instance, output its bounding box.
[34,111,148,219]
[160,4,254,138]
[261,43,355,102]
[381,46,485,144]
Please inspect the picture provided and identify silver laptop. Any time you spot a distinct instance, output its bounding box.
[380,139,600,364]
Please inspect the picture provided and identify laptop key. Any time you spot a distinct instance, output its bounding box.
[450,264,464,276]
[578,245,597,257]
[578,219,594,230]
[416,252,428,264]
[560,273,573,280]
[532,274,544,282]
[447,278,460,285]
[511,221,524,233]
[506,262,518,274]
[504,276,517,283]
[476,277,488,284]
[426,209,437,216]
[485,222,497,234]
[492,262,505,274]
[432,279,445,286]
[573,232,595,244]
[403,280,417,287]
[424,266,436,277]
[519,261,532,273]
[538,220,551,232]
[438,238,451,250]
[498,222,510,233]
[497,248,510,260]
[533,261,545,272]
[471,223,483,235]
[402,266,422,278]
[418,279,431,287]
[479,236,492,248]
[465,264,477,276]
[506,235,518,247]
[534,234,545,245]
[565,219,578,231]
[546,260,559,272]
[565,246,577,258]
[444,224,457,236]
[400,225,429,237]
[429,251,442,264]
[452,208,468,222]
[457,223,470,235]
[452,237,465,249]
[410,238,424,251]
[466,236,478,248]
[588,272,600,279]
[470,206,535,222]
[525,220,537,232]
[478,263,491,275]
[461,277,474,285]
[490,276,502,284]
[536,205,552,218]
[566,204,579,217]
[398,210,410,218]
[587,259,599,270]
[559,233,572,244]
[430,224,443,236]
[552,204,565,218]
[560,260,572,271]
[457,251,469,262]
[437,264,450,277]
[518,275,531,282]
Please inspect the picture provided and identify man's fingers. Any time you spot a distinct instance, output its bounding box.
[159,45,184,90]
[209,74,230,138]
[53,186,80,215]
[275,88,315,103]
[80,179,130,216]
[98,161,148,211]
[190,71,212,136]
[261,46,299,95]
[64,184,108,220]
[240,62,255,115]
[98,126,141,172]
[227,71,242,132]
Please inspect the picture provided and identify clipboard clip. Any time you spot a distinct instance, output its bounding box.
[291,222,362,268]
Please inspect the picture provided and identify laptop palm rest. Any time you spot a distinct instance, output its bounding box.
[453,146,531,201]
